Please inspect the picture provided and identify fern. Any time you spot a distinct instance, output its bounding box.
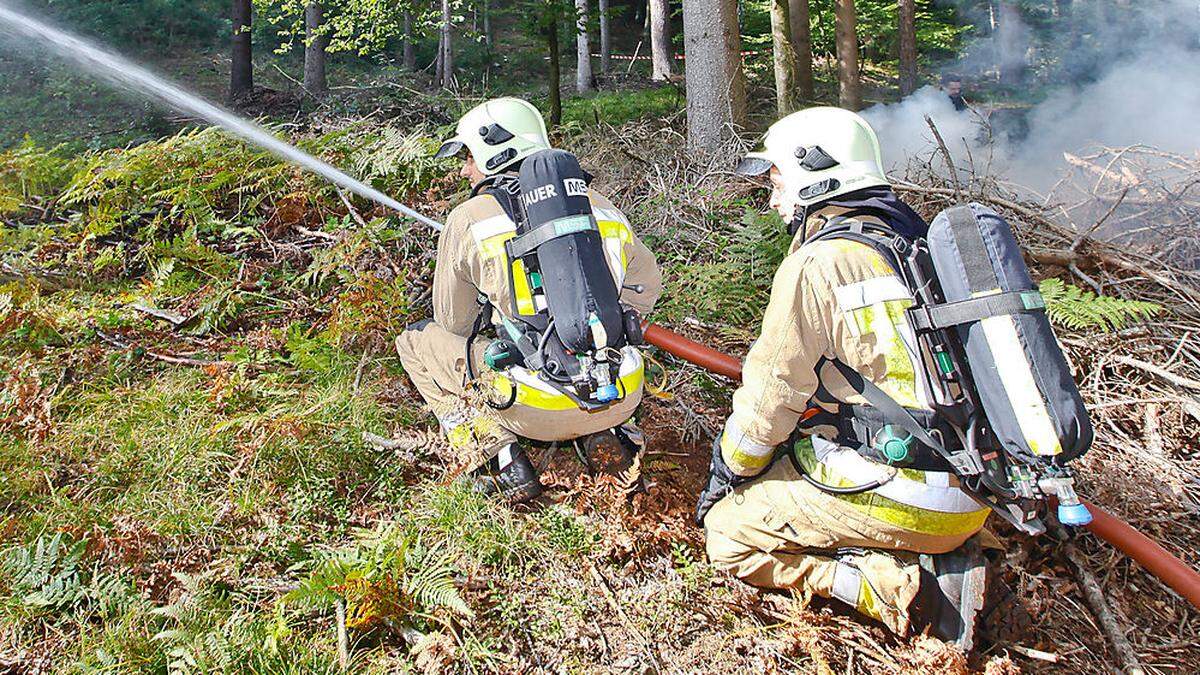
[0,532,137,618]
[285,523,473,632]
[1,532,87,612]
[1039,278,1162,331]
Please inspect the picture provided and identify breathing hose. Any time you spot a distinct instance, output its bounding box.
[641,322,1200,611]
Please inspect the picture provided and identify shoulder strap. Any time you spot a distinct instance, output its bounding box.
[825,358,982,477]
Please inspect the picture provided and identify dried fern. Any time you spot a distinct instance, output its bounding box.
[1039,278,1162,331]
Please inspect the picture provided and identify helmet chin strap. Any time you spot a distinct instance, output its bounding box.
[788,204,813,240]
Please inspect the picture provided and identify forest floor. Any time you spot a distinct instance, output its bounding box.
[1,74,1198,673]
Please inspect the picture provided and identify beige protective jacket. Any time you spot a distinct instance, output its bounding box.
[433,187,662,337]
[719,204,990,541]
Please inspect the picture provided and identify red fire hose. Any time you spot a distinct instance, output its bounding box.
[643,322,1200,610]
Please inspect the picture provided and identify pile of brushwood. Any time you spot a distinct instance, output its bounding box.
[0,112,1196,673]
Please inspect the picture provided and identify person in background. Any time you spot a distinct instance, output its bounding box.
[941,73,969,112]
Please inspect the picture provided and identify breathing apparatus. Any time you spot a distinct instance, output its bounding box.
[738,107,1093,533]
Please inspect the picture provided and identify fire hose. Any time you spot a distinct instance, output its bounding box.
[641,322,1200,611]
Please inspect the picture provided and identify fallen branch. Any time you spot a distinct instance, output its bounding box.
[95,330,231,368]
[587,561,664,673]
[1113,355,1200,392]
[924,115,962,198]
[1052,524,1146,675]
[129,303,190,327]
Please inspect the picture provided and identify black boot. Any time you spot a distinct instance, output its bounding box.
[911,540,989,652]
[578,423,647,476]
[472,443,544,504]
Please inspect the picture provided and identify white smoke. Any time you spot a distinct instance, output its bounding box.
[863,0,1200,194]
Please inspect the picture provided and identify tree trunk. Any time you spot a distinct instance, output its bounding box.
[788,0,812,99]
[575,0,594,92]
[834,0,860,110]
[682,0,746,152]
[599,0,611,74]
[402,11,416,70]
[230,0,253,100]
[303,2,329,96]
[898,0,917,95]
[483,0,493,48]
[439,0,453,89]
[770,0,795,114]
[547,17,562,125]
[997,1,1025,85]
[649,0,673,80]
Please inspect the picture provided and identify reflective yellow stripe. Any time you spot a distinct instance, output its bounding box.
[856,577,885,622]
[492,365,644,411]
[478,231,514,261]
[836,274,925,409]
[795,438,990,538]
[510,258,537,316]
[597,220,632,269]
[721,418,776,473]
[973,290,1062,456]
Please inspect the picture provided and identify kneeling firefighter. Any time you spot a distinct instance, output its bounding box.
[696,107,1092,649]
[396,97,663,503]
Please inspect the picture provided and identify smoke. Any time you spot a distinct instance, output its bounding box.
[862,0,1200,194]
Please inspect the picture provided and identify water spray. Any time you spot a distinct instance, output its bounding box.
[0,2,444,232]
[2,0,1196,612]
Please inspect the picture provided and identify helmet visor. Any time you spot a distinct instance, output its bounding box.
[735,156,774,177]
[434,139,466,159]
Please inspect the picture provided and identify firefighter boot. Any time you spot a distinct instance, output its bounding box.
[472,443,544,504]
[911,540,989,652]
[575,424,645,492]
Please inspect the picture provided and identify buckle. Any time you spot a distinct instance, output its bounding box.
[946,449,984,475]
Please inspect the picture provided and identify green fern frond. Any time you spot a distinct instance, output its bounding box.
[403,553,473,620]
[1,532,87,613]
[1039,278,1162,332]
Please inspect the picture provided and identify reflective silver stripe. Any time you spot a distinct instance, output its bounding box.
[811,437,985,514]
[722,417,775,458]
[830,562,862,607]
[833,275,910,312]
[592,206,629,225]
[469,214,516,245]
[977,309,1062,456]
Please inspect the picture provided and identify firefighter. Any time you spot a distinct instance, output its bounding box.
[396,97,663,503]
[696,107,1024,649]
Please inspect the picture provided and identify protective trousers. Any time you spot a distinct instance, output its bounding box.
[704,457,980,635]
[396,320,641,470]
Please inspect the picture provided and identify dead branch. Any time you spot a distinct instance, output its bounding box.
[924,115,962,198]
[1113,355,1200,392]
[95,330,232,368]
[1052,524,1146,675]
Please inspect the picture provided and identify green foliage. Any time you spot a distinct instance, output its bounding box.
[742,0,965,63]
[1039,278,1162,332]
[658,208,790,327]
[25,0,226,50]
[0,140,81,214]
[286,522,473,631]
[0,532,137,619]
[560,86,684,129]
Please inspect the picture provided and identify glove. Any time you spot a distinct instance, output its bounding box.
[694,436,746,527]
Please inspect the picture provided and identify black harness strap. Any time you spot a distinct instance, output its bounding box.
[826,358,983,476]
[909,290,1045,331]
[945,204,1000,293]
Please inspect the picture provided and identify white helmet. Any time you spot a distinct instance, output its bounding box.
[435,97,551,175]
[736,106,889,207]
